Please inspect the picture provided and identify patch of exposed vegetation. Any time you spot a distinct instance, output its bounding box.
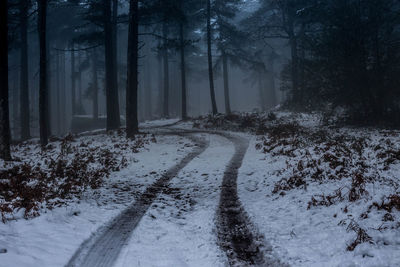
[0,131,156,222]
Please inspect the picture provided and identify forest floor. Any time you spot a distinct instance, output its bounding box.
[0,113,399,267]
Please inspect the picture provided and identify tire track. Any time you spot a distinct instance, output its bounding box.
[215,132,283,267]
[66,133,208,267]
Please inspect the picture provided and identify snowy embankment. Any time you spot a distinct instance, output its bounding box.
[0,126,193,267]
[237,112,400,266]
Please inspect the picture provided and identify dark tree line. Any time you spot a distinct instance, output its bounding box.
[1,0,251,160]
[1,0,278,159]
[248,0,400,124]
[1,0,11,160]
[7,0,398,159]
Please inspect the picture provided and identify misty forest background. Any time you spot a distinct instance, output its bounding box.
[1,0,400,160]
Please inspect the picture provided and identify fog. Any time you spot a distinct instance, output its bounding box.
[4,0,289,142]
[3,0,399,149]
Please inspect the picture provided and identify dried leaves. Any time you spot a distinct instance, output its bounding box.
[0,132,155,222]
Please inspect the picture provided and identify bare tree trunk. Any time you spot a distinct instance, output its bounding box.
[0,0,11,160]
[206,0,218,115]
[77,50,82,112]
[92,49,99,120]
[222,51,231,114]
[157,54,163,118]
[104,0,120,130]
[268,53,277,107]
[162,23,169,118]
[46,37,51,136]
[38,0,48,146]
[144,56,152,120]
[56,50,61,134]
[112,0,119,116]
[179,22,187,120]
[258,71,267,111]
[287,21,299,103]
[19,0,30,140]
[12,71,18,132]
[126,0,139,138]
[61,50,66,134]
[70,42,76,116]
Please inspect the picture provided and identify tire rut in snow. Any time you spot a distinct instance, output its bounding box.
[216,133,281,266]
[66,133,208,267]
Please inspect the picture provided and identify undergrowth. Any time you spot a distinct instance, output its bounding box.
[0,131,156,222]
[255,116,400,251]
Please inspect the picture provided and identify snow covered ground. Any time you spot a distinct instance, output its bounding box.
[0,131,194,267]
[238,112,400,267]
[1,114,399,267]
[114,133,232,267]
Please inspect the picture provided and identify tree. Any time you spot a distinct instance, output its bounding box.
[103,0,120,130]
[38,0,48,146]
[162,22,170,118]
[222,50,231,113]
[70,42,76,116]
[211,0,242,114]
[179,12,188,120]
[206,0,218,115]
[19,0,30,140]
[246,0,312,106]
[126,0,139,137]
[303,0,400,122]
[91,48,99,120]
[0,0,11,160]
[112,0,119,120]
[175,0,203,119]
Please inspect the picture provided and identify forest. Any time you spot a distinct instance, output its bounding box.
[1,0,400,159]
[1,1,400,267]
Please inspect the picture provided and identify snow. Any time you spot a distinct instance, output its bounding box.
[114,133,232,267]
[140,118,181,128]
[1,113,399,267]
[237,114,400,267]
[0,133,194,267]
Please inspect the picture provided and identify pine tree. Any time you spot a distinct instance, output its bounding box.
[207,0,218,115]
[126,0,139,138]
[38,0,49,146]
[19,0,31,140]
[0,0,11,160]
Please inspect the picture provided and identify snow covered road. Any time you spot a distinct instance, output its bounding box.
[58,127,282,267]
[67,132,209,267]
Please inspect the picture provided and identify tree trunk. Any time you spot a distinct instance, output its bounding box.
[92,49,99,120]
[46,37,51,136]
[19,0,30,140]
[112,0,119,116]
[77,50,82,112]
[157,54,163,117]
[38,0,48,146]
[207,0,218,115]
[12,71,18,132]
[61,50,66,134]
[0,0,11,160]
[56,50,61,134]
[70,42,76,116]
[104,0,120,130]
[162,23,169,118]
[267,53,277,107]
[288,22,299,103]
[258,71,267,111]
[126,0,139,138]
[179,22,187,120]
[144,56,152,119]
[222,51,231,114]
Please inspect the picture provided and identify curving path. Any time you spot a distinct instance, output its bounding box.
[66,133,208,267]
[67,128,282,267]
